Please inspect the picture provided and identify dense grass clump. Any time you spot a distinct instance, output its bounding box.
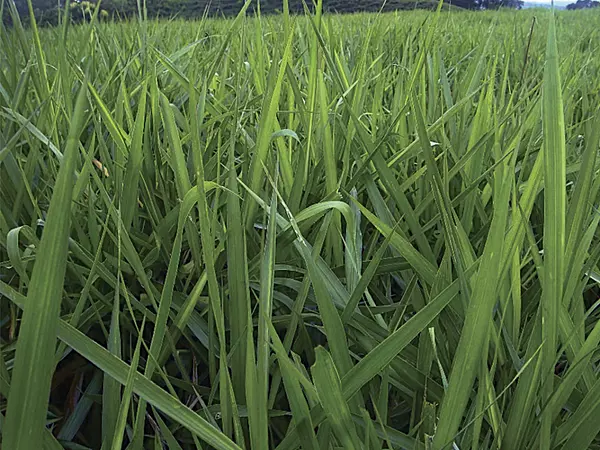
[1,3,600,449]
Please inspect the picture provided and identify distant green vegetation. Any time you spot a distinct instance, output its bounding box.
[566,0,600,9]
[7,0,522,25]
[1,3,600,450]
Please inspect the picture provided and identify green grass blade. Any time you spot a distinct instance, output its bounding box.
[539,12,567,447]
[312,347,362,450]
[2,81,88,450]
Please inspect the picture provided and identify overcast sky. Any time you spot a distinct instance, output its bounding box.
[523,0,569,4]
[529,1,569,2]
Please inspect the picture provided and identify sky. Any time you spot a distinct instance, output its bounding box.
[522,0,569,5]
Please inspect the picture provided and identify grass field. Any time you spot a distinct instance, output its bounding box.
[1,2,600,449]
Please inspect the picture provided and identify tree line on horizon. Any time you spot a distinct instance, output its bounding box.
[7,0,525,25]
[566,0,599,8]
[4,0,599,29]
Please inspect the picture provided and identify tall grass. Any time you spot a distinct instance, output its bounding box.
[1,3,600,449]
